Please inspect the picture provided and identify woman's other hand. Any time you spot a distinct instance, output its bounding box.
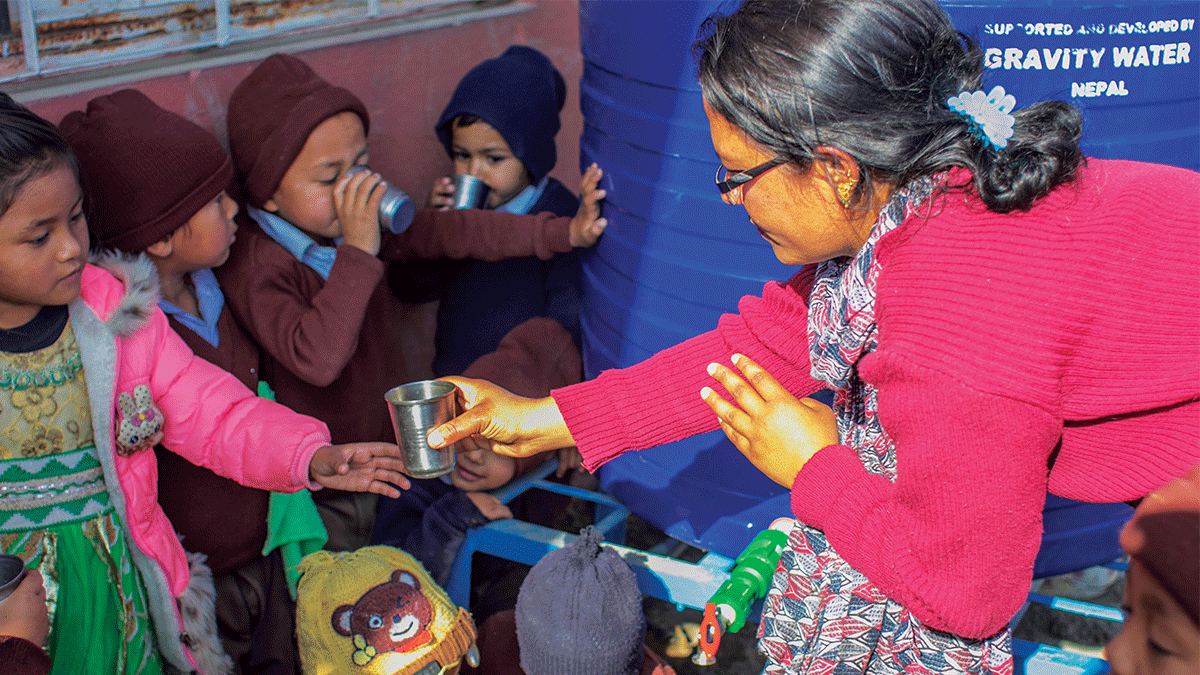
[569,163,608,247]
[702,353,839,487]
[427,176,454,210]
[310,442,411,497]
[428,377,575,459]
[0,568,48,647]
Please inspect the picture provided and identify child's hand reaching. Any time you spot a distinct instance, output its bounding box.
[569,163,608,248]
[310,442,411,498]
[0,568,48,647]
[701,354,839,488]
[465,492,513,521]
[556,446,584,478]
[427,176,455,210]
[336,169,386,256]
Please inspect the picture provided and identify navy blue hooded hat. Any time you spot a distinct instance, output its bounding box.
[436,45,567,183]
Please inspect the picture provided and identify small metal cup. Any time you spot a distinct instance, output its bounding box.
[344,165,416,234]
[385,380,458,479]
[0,553,27,602]
[451,174,491,210]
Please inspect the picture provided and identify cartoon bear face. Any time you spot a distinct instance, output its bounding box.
[332,570,435,663]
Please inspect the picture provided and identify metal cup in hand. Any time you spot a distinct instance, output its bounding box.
[0,553,27,602]
[451,174,491,210]
[385,380,458,479]
[344,165,416,234]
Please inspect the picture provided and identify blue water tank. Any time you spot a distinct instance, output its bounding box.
[945,1,1199,171]
[578,0,1197,560]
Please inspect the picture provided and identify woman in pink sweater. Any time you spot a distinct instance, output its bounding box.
[429,0,1200,672]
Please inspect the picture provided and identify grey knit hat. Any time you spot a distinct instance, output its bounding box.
[515,527,644,675]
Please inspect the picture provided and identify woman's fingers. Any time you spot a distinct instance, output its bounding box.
[729,353,789,398]
[706,360,766,415]
[716,418,749,453]
[427,406,487,449]
[701,385,753,440]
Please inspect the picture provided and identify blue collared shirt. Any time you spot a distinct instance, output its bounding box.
[158,268,225,347]
[249,206,341,280]
[495,176,549,215]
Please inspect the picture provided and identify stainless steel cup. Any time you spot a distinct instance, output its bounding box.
[0,553,26,602]
[385,380,458,479]
[344,165,416,234]
[451,174,491,210]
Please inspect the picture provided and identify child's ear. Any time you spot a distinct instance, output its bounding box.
[145,236,173,259]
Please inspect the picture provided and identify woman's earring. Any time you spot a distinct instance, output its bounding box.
[836,177,855,206]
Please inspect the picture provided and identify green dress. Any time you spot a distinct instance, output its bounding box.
[0,324,163,674]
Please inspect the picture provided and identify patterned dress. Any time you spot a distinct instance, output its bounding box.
[756,182,1013,674]
[0,321,162,674]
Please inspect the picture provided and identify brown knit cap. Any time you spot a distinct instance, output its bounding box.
[59,89,233,253]
[1120,463,1200,626]
[459,316,584,477]
[227,53,369,208]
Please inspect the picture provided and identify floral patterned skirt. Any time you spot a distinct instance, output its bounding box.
[757,523,1012,675]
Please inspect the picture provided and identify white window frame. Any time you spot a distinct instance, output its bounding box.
[3,0,534,100]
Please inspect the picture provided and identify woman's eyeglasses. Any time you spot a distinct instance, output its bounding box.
[715,157,786,204]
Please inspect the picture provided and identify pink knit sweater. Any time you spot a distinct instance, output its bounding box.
[553,158,1200,639]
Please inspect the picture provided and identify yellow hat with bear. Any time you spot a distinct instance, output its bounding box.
[297,546,478,675]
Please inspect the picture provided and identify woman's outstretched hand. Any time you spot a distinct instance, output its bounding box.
[569,163,608,247]
[427,377,576,459]
[701,353,839,488]
[310,442,410,498]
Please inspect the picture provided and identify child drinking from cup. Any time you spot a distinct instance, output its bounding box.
[0,92,407,675]
[417,45,585,379]
[216,53,606,551]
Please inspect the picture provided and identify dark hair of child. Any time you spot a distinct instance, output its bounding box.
[0,92,78,215]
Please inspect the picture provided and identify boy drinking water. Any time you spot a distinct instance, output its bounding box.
[422,45,584,378]
[217,53,605,551]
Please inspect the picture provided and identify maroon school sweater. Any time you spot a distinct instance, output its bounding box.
[157,306,269,575]
[215,208,575,447]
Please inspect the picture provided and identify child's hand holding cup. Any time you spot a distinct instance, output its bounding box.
[0,554,48,648]
[343,165,415,234]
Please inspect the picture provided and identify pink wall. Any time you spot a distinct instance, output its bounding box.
[22,1,584,206]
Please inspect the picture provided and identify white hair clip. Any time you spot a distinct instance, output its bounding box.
[947,85,1016,150]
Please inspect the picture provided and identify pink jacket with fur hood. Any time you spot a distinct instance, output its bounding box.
[71,253,329,673]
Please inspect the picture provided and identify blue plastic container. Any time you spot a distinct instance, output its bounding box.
[945,1,1199,171]
[579,0,1194,559]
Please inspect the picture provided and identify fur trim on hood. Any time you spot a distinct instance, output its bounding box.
[89,250,161,337]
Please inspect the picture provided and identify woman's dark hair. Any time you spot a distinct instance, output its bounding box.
[695,0,1082,213]
[0,91,78,216]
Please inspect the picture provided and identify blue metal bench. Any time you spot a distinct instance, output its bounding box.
[445,460,1129,674]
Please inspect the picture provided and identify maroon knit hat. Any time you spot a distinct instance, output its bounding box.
[1120,463,1200,625]
[227,53,369,208]
[60,89,233,253]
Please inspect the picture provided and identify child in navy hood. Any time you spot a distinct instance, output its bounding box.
[395,45,584,377]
